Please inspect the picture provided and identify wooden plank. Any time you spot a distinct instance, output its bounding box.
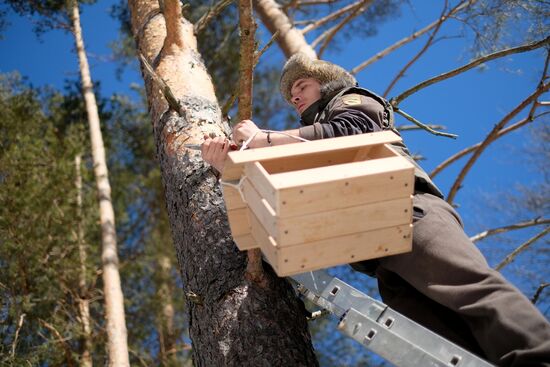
[244,161,278,211]
[247,210,284,274]
[352,146,374,161]
[233,233,258,250]
[271,155,413,190]
[278,158,414,217]
[241,178,278,240]
[271,224,413,277]
[227,207,250,237]
[260,147,361,175]
[277,196,412,246]
[221,131,402,180]
[221,184,246,210]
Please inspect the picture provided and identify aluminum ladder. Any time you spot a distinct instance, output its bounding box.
[290,270,494,367]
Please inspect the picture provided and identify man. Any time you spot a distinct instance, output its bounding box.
[202,53,550,366]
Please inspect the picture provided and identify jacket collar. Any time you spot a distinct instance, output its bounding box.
[299,88,344,125]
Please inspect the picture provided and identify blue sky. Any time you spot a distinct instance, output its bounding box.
[1,0,547,314]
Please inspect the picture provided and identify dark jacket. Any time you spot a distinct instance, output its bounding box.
[298,86,443,198]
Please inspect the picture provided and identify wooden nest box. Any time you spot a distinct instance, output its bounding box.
[221,131,415,276]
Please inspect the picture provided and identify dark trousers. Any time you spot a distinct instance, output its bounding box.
[353,193,550,366]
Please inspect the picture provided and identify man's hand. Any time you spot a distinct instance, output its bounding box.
[201,135,231,173]
[233,119,267,148]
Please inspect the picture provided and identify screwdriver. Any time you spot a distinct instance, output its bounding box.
[184,142,239,151]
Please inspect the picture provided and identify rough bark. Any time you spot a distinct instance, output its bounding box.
[254,0,317,58]
[69,2,130,365]
[127,0,318,365]
[75,154,93,367]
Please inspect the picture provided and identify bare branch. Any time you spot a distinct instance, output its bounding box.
[447,85,549,203]
[138,53,187,118]
[383,1,449,97]
[446,52,550,204]
[495,226,550,271]
[396,124,446,132]
[300,0,362,35]
[394,107,457,138]
[532,283,550,305]
[222,91,238,117]
[255,30,280,64]
[194,0,234,34]
[351,0,474,75]
[392,36,550,107]
[534,111,550,119]
[297,0,339,5]
[315,0,373,58]
[39,319,75,366]
[430,115,533,178]
[11,313,26,358]
[470,218,550,243]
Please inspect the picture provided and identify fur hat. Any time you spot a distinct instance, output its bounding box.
[280,53,357,104]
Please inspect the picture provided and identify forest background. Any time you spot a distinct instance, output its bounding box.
[0,0,548,365]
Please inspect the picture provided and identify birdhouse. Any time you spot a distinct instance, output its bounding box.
[221,131,414,277]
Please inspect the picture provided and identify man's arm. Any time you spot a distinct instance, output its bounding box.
[201,123,302,174]
[233,120,303,148]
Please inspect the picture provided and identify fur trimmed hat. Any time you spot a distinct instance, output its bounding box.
[280,52,357,104]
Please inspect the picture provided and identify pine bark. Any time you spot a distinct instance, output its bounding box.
[127,0,318,365]
[75,154,93,367]
[254,0,317,58]
[69,2,130,365]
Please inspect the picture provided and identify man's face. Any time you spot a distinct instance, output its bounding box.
[290,78,321,115]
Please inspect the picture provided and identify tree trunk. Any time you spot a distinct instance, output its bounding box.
[127,0,318,365]
[69,2,130,365]
[157,255,177,365]
[253,0,317,58]
[74,154,93,367]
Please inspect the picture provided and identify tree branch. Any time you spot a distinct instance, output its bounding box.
[222,30,280,117]
[300,0,362,35]
[161,0,185,49]
[39,319,76,367]
[394,107,457,138]
[239,0,266,285]
[295,0,340,6]
[315,0,372,58]
[392,36,550,107]
[495,226,550,271]
[238,0,256,122]
[396,124,446,132]
[10,313,26,358]
[383,0,448,97]
[470,218,550,243]
[351,0,474,75]
[430,115,534,178]
[138,52,187,118]
[255,30,280,64]
[194,0,234,34]
[446,52,550,204]
[254,0,316,58]
[532,283,550,305]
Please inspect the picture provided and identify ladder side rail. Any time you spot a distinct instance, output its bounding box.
[290,270,494,367]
